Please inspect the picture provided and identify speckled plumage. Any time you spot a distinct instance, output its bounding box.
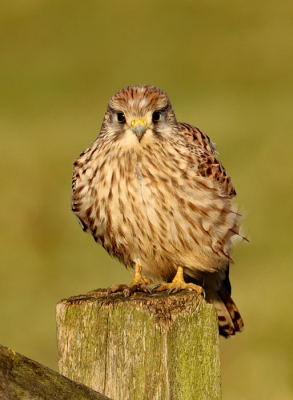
[71,85,244,336]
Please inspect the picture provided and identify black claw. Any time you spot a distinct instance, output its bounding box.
[107,284,128,295]
[123,289,131,297]
[151,284,161,292]
[168,287,176,295]
[107,287,114,295]
[142,285,152,294]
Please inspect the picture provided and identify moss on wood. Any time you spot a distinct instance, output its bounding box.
[57,289,221,400]
[0,344,112,399]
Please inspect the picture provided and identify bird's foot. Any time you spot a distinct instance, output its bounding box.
[107,262,152,297]
[152,281,204,296]
[107,276,152,297]
[152,266,204,296]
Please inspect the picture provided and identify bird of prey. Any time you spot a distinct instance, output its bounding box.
[71,85,245,336]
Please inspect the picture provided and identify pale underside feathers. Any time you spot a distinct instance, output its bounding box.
[71,85,245,336]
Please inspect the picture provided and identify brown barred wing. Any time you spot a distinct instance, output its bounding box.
[71,152,92,233]
[178,122,237,198]
[178,122,217,155]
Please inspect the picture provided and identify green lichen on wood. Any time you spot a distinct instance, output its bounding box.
[57,289,221,400]
[0,344,112,400]
[167,307,221,399]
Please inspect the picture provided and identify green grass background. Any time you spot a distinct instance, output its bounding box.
[1,1,292,399]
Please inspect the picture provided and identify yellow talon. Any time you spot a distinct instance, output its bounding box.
[107,262,152,297]
[152,266,204,296]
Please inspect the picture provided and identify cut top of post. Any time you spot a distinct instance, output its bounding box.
[56,289,221,400]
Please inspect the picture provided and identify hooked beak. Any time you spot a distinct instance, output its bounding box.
[130,119,147,142]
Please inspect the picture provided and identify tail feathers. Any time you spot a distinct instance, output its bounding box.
[206,287,244,337]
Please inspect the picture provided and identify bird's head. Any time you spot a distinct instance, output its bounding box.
[100,85,178,144]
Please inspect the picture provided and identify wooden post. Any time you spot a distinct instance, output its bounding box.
[0,344,111,400]
[56,289,221,400]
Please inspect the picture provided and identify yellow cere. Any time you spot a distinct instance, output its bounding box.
[131,119,147,128]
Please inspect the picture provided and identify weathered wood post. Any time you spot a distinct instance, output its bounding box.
[56,289,221,400]
[0,344,111,399]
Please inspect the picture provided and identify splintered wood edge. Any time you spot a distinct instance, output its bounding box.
[57,289,212,328]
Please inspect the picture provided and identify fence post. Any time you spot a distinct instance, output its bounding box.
[0,344,111,399]
[56,289,221,400]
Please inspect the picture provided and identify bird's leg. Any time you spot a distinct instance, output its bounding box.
[107,262,152,297]
[152,266,204,296]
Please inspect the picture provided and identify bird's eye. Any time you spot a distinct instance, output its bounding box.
[152,111,161,122]
[117,112,126,123]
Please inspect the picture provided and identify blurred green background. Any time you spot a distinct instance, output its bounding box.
[1,1,292,399]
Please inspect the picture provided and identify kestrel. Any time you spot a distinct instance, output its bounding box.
[71,85,245,336]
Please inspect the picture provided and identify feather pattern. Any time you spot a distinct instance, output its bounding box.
[71,85,245,336]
